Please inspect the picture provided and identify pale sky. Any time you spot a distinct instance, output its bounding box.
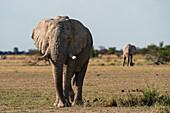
[0,0,170,51]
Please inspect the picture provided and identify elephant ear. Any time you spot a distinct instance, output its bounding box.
[68,20,89,55]
[32,16,70,55]
[123,44,131,54]
[31,19,53,54]
[130,45,136,54]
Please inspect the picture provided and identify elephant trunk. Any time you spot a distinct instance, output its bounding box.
[50,36,67,106]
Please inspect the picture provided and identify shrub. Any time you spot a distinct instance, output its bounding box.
[118,94,138,107]
[110,62,115,66]
[142,87,159,106]
[146,42,170,64]
[98,63,105,66]
[117,87,170,107]
[107,97,117,107]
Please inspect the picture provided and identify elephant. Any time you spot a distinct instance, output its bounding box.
[122,44,136,66]
[31,16,93,107]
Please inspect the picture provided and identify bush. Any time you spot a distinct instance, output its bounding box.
[142,87,159,106]
[146,42,170,64]
[107,97,117,107]
[98,63,105,66]
[118,94,138,107]
[117,87,170,107]
[110,62,115,66]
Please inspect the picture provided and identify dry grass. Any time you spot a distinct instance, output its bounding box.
[0,56,169,112]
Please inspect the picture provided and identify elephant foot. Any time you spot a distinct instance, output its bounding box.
[57,101,65,108]
[53,102,58,106]
[54,101,71,108]
[72,100,83,105]
[65,99,72,107]
[53,99,59,106]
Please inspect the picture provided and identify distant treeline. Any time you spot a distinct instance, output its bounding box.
[1,42,170,64]
[91,42,169,56]
[0,47,41,55]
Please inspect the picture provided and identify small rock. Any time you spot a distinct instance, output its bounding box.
[121,90,125,92]
[93,98,98,102]
[84,103,91,107]
[131,89,136,92]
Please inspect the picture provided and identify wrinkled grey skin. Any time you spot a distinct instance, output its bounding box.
[31,16,93,107]
[123,44,136,66]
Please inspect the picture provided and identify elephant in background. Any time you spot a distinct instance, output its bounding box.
[31,16,93,107]
[123,44,136,66]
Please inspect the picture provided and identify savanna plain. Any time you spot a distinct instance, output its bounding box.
[0,55,169,113]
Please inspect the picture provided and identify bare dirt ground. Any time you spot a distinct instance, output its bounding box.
[0,57,169,112]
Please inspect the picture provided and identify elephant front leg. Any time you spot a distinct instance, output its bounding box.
[53,94,59,106]
[127,55,130,66]
[123,56,126,66]
[130,54,133,66]
[63,60,75,106]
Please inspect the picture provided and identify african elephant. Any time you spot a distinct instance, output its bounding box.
[123,44,136,66]
[31,16,93,107]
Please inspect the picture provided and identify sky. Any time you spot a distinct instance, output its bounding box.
[0,0,170,51]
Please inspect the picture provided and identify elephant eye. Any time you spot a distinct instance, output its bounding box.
[67,36,71,41]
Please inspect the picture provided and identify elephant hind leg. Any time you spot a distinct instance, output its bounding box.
[127,55,130,66]
[73,60,89,105]
[123,56,126,66]
[69,84,75,103]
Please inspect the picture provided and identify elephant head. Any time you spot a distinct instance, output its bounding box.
[31,16,93,107]
[123,44,136,66]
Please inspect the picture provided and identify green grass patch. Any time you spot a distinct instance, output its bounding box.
[0,89,55,110]
[108,61,122,66]
[109,62,115,66]
[135,61,147,65]
[98,63,105,66]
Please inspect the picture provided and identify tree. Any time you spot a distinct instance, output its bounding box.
[108,47,116,54]
[91,46,95,58]
[146,42,170,64]
[98,46,108,54]
[91,46,99,58]
[13,47,19,54]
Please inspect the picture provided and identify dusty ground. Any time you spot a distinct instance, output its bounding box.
[0,57,169,112]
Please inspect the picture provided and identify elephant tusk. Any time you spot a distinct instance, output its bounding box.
[72,56,76,60]
[69,53,76,60]
[68,48,76,60]
[37,54,48,61]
